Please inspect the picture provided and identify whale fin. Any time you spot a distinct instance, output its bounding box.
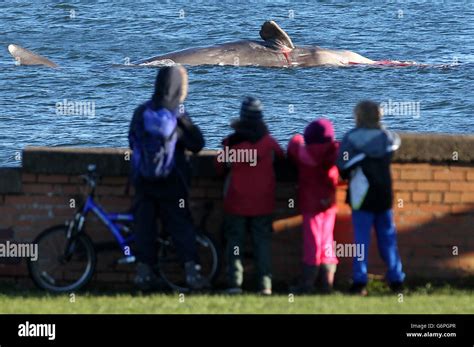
[259,21,295,50]
[7,44,58,68]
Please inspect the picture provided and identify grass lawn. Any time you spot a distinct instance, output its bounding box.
[1,282,473,314]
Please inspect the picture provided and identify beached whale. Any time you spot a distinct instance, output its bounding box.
[134,21,377,67]
[132,21,414,68]
[7,21,416,68]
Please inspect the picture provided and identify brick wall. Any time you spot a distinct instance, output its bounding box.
[0,133,473,289]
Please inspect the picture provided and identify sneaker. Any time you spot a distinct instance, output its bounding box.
[260,288,272,296]
[184,261,209,290]
[389,281,405,293]
[134,262,168,292]
[224,287,243,295]
[349,282,368,296]
[289,282,315,294]
[288,265,319,294]
[319,285,334,295]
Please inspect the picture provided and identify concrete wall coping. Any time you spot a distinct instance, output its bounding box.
[17,132,474,177]
[393,132,474,164]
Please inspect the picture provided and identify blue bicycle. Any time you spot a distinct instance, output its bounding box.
[27,164,221,293]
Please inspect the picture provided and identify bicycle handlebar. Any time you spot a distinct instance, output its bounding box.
[80,164,100,189]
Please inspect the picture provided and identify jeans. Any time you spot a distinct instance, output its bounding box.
[352,209,405,284]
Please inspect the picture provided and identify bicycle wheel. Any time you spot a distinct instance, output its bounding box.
[157,232,221,292]
[27,225,96,293]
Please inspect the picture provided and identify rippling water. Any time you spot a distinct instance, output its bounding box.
[1,1,473,166]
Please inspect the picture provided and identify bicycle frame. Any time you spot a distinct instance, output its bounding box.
[68,166,214,263]
[78,195,135,257]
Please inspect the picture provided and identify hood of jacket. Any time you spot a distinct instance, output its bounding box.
[295,140,339,169]
[226,118,269,146]
[345,127,400,158]
[151,66,187,111]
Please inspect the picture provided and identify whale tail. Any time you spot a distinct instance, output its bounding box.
[259,21,295,50]
[7,44,58,68]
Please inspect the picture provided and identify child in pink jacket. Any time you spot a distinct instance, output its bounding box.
[287,119,339,293]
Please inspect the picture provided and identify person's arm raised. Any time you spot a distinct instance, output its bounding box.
[177,113,205,154]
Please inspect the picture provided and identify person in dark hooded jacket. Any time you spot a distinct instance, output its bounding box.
[128,65,207,291]
[287,119,339,293]
[215,97,285,295]
[336,100,405,296]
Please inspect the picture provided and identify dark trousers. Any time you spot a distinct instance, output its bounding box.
[134,191,198,266]
[224,213,273,290]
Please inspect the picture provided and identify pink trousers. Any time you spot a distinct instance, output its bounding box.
[302,207,339,266]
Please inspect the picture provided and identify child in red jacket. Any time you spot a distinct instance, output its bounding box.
[215,97,284,295]
[287,119,339,293]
